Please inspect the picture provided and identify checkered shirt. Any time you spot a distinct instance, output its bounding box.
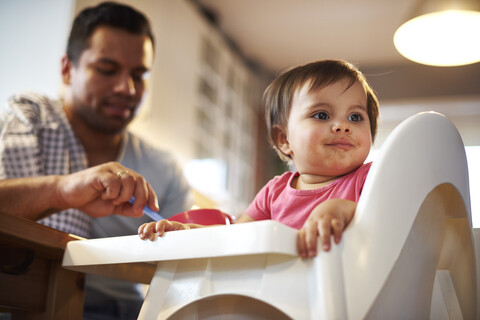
[0,92,91,237]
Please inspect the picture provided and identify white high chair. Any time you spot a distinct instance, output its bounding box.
[63,112,477,319]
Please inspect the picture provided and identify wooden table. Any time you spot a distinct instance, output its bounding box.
[0,211,84,320]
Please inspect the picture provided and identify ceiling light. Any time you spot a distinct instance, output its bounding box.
[394,1,480,67]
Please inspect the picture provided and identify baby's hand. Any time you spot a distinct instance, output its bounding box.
[138,220,190,240]
[297,199,356,259]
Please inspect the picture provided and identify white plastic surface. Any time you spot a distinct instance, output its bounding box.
[343,112,476,319]
[63,221,297,266]
[62,112,477,319]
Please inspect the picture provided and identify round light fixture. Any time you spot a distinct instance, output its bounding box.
[394,10,480,66]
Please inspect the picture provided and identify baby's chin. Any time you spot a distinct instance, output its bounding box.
[307,165,364,180]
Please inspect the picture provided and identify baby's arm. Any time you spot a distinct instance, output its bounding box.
[138,220,203,240]
[138,213,255,240]
[234,213,255,223]
[297,199,356,259]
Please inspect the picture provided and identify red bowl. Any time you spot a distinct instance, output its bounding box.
[168,208,233,225]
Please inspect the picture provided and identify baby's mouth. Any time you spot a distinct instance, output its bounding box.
[326,140,354,150]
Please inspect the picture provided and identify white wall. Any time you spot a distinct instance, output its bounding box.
[0,0,75,110]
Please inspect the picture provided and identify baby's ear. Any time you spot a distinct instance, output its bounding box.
[273,125,292,156]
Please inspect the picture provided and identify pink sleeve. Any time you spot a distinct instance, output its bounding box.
[244,181,273,221]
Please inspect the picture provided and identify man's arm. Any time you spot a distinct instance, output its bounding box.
[0,162,159,221]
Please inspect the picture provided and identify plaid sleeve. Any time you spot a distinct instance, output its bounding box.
[0,95,45,178]
[0,92,92,237]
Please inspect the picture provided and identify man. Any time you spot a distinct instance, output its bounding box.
[0,2,191,319]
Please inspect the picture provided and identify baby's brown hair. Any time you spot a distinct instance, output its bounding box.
[264,59,379,161]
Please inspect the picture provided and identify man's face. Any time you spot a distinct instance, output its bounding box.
[65,26,154,134]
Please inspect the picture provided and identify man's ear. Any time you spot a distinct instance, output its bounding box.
[61,54,73,85]
[273,125,292,156]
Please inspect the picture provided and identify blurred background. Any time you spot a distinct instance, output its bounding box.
[1,0,479,224]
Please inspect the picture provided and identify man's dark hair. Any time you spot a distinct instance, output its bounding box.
[66,1,154,65]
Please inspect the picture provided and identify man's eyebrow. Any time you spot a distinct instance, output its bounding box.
[95,58,119,66]
[133,65,149,73]
[95,58,150,72]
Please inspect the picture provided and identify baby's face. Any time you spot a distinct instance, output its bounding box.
[281,78,371,181]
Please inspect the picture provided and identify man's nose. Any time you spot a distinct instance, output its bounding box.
[114,74,136,96]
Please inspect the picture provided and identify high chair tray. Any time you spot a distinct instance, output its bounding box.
[62,220,297,269]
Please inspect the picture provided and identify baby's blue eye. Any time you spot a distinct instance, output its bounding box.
[349,113,363,122]
[313,112,329,120]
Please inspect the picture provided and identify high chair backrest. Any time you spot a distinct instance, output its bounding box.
[341,111,476,319]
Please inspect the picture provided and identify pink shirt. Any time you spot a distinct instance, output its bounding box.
[245,162,372,230]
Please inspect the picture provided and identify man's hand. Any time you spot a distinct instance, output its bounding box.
[57,161,159,218]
